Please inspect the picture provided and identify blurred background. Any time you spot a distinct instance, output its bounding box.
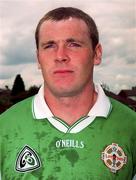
[0,0,136,113]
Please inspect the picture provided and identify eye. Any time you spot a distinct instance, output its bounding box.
[68,42,81,47]
[43,44,55,49]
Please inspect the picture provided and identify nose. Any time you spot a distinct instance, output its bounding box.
[55,45,69,63]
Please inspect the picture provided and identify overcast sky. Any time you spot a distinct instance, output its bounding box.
[0,0,136,93]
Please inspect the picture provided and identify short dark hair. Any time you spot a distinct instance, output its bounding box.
[35,7,99,50]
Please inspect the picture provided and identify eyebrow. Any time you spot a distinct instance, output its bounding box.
[41,38,84,47]
[40,40,55,47]
[66,38,84,44]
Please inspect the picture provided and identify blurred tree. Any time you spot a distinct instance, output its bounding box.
[11,74,25,96]
[5,85,9,90]
[28,85,39,96]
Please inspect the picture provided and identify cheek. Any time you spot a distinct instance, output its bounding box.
[80,63,93,78]
[38,50,53,63]
[76,53,94,70]
[78,55,94,77]
[76,48,93,62]
[37,57,48,76]
[38,53,52,69]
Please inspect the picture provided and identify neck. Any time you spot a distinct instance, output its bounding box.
[44,83,97,125]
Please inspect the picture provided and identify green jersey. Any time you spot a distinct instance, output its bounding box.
[0,86,136,180]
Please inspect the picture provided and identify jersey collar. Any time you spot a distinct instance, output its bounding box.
[32,85,53,119]
[32,84,112,133]
[88,84,111,117]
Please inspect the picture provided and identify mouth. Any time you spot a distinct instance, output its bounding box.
[54,70,74,74]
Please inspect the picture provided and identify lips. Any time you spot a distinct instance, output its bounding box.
[54,70,73,74]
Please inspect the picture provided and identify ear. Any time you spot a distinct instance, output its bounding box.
[36,50,41,69]
[93,43,102,65]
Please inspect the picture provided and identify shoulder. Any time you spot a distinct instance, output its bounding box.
[109,97,136,129]
[0,96,34,127]
[110,97,136,117]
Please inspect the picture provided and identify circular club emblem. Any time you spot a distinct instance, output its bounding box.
[101,143,127,173]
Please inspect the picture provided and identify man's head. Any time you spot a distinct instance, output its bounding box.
[36,7,102,97]
[35,7,99,50]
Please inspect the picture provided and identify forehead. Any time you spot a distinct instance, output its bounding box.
[39,18,89,37]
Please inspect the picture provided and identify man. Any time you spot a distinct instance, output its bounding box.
[0,7,136,180]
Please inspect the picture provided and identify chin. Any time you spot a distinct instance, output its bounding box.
[51,86,82,98]
[52,90,73,97]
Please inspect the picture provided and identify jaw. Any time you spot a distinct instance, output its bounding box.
[44,75,93,99]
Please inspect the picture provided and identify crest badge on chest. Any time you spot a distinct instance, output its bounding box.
[15,145,41,173]
[101,143,127,173]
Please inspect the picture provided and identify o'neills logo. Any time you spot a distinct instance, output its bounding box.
[56,139,84,149]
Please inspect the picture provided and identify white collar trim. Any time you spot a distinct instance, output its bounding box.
[47,116,96,133]
[32,85,53,119]
[32,84,112,133]
[88,84,111,117]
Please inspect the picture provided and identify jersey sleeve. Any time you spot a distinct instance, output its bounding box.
[132,119,136,178]
[0,136,2,180]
